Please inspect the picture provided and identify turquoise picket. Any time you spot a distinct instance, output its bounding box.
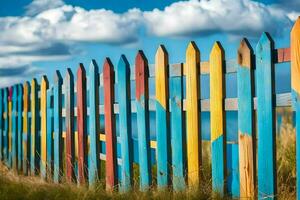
[170,64,185,191]
[3,88,8,164]
[47,86,53,177]
[23,82,30,175]
[17,84,23,171]
[0,89,2,160]
[256,32,276,200]
[12,85,18,170]
[135,51,151,190]
[88,60,100,186]
[117,55,133,192]
[53,71,63,183]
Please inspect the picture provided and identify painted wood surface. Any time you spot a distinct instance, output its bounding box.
[103,58,117,190]
[117,55,133,192]
[170,63,185,191]
[256,32,276,200]
[8,87,12,168]
[135,50,151,190]
[12,85,17,170]
[0,89,2,161]
[155,45,170,188]
[23,82,30,175]
[65,69,75,182]
[31,79,38,175]
[53,71,63,183]
[186,42,201,187]
[237,39,254,198]
[47,86,53,178]
[17,84,23,171]
[3,88,8,164]
[77,64,87,185]
[291,17,300,200]
[210,42,225,195]
[88,60,100,186]
[41,76,48,179]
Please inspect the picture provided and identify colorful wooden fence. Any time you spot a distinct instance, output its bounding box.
[0,18,300,199]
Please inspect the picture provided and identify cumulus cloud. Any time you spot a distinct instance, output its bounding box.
[25,0,65,16]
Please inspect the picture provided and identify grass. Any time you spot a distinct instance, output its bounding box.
[0,111,297,199]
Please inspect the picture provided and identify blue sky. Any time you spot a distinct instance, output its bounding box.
[0,0,299,87]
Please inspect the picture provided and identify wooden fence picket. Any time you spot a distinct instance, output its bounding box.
[155,45,170,188]
[53,71,63,183]
[186,41,201,188]
[47,86,53,178]
[23,82,30,175]
[77,64,87,185]
[210,42,226,196]
[41,76,48,179]
[237,39,254,198]
[135,50,152,190]
[3,88,8,164]
[12,85,17,170]
[17,84,23,171]
[8,87,12,168]
[103,58,117,189]
[256,32,276,200]
[117,55,133,192]
[0,89,2,160]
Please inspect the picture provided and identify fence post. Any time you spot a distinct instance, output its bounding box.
[256,32,276,200]
[210,42,226,196]
[0,89,2,161]
[77,64,87,185]
[12,85,17,170]
[8,87,12,168]
[53,71,63,183]
[23,82,30,175]
[31,79,39,175]
[88,60,100,186]
[3,88,8,164]
[135,50,152,190]
[170,63,185,191]
[186,41,201,188]
[237,39,254,198]
[17,84,23,171]
[41,76,48,179]
[291,17,300,200]
[103,58,117,190]
[117,55,133,192]
[47,86,53,179]
[65,68,75,182]
[155,45,170,189]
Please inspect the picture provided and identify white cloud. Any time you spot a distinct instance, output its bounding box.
[143,0,292,38]
[25,0,65,16]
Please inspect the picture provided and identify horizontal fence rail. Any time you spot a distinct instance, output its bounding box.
[0,17,300,200]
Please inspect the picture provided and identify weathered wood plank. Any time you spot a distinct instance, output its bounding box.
[12,85,17,170]
[53,71,63,183]
[65,69,75,182]
[237,39,254,198]
[8,87,12,168]
[88,60,100,186]
[17,84,23,171]
[46,86,53,179]
[210,42,226,196]
[186,42,201,188]
[22,82,30,175]
[103,58,117,190]
[40,76,48,180]
[3,88,8,164]
[135,50,152,190]
[291,17,300,200]
[117,55,133,192]
[77,64,87,185]
[155,45,170,188]
[170,63,185,191]
[256,32,276,200]
[0,89,2,161]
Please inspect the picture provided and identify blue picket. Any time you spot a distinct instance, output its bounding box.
[12,85,18,170]
[47,86,53,178]
[17,84,23,171]
[0,89,3,160]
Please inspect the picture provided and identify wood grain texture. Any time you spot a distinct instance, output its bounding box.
[12,85,17,170]
[77,64,87,185]
[41,76,48,179]
[237,39,254,198]
[65,68,75,182]
[88,60,100,186]
[155,45,170,188]
[53,71,63,183]
[117,55,133,192]
[186,42,201,187]
[31,79,39,175]
[17,84,23,171]
[291,17,300,200]
[23,82,30,175]
[135,50,151,190]
[170,63,185,191]
[210,42,225,196]
[103,58,117,190]
[256,32,276,200]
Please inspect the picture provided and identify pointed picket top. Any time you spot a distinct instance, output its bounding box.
[103,57,114,75]
[155,45,168,68]
[118,54,130,69]
[238,38,253,68]
[65,68,74,81]
[41,75,49,88]
[210,41,224,59]
[90,59,99,74]
[186,41,200,60]
[53,70,62,85]
[291,17,300,95]
[31,78,38,91]
[291,17,300,36]
[257,32,273,50]
[77,63,86,77]
[135,50,149,101]
[12,85,17,100]
[8,87,13,101]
